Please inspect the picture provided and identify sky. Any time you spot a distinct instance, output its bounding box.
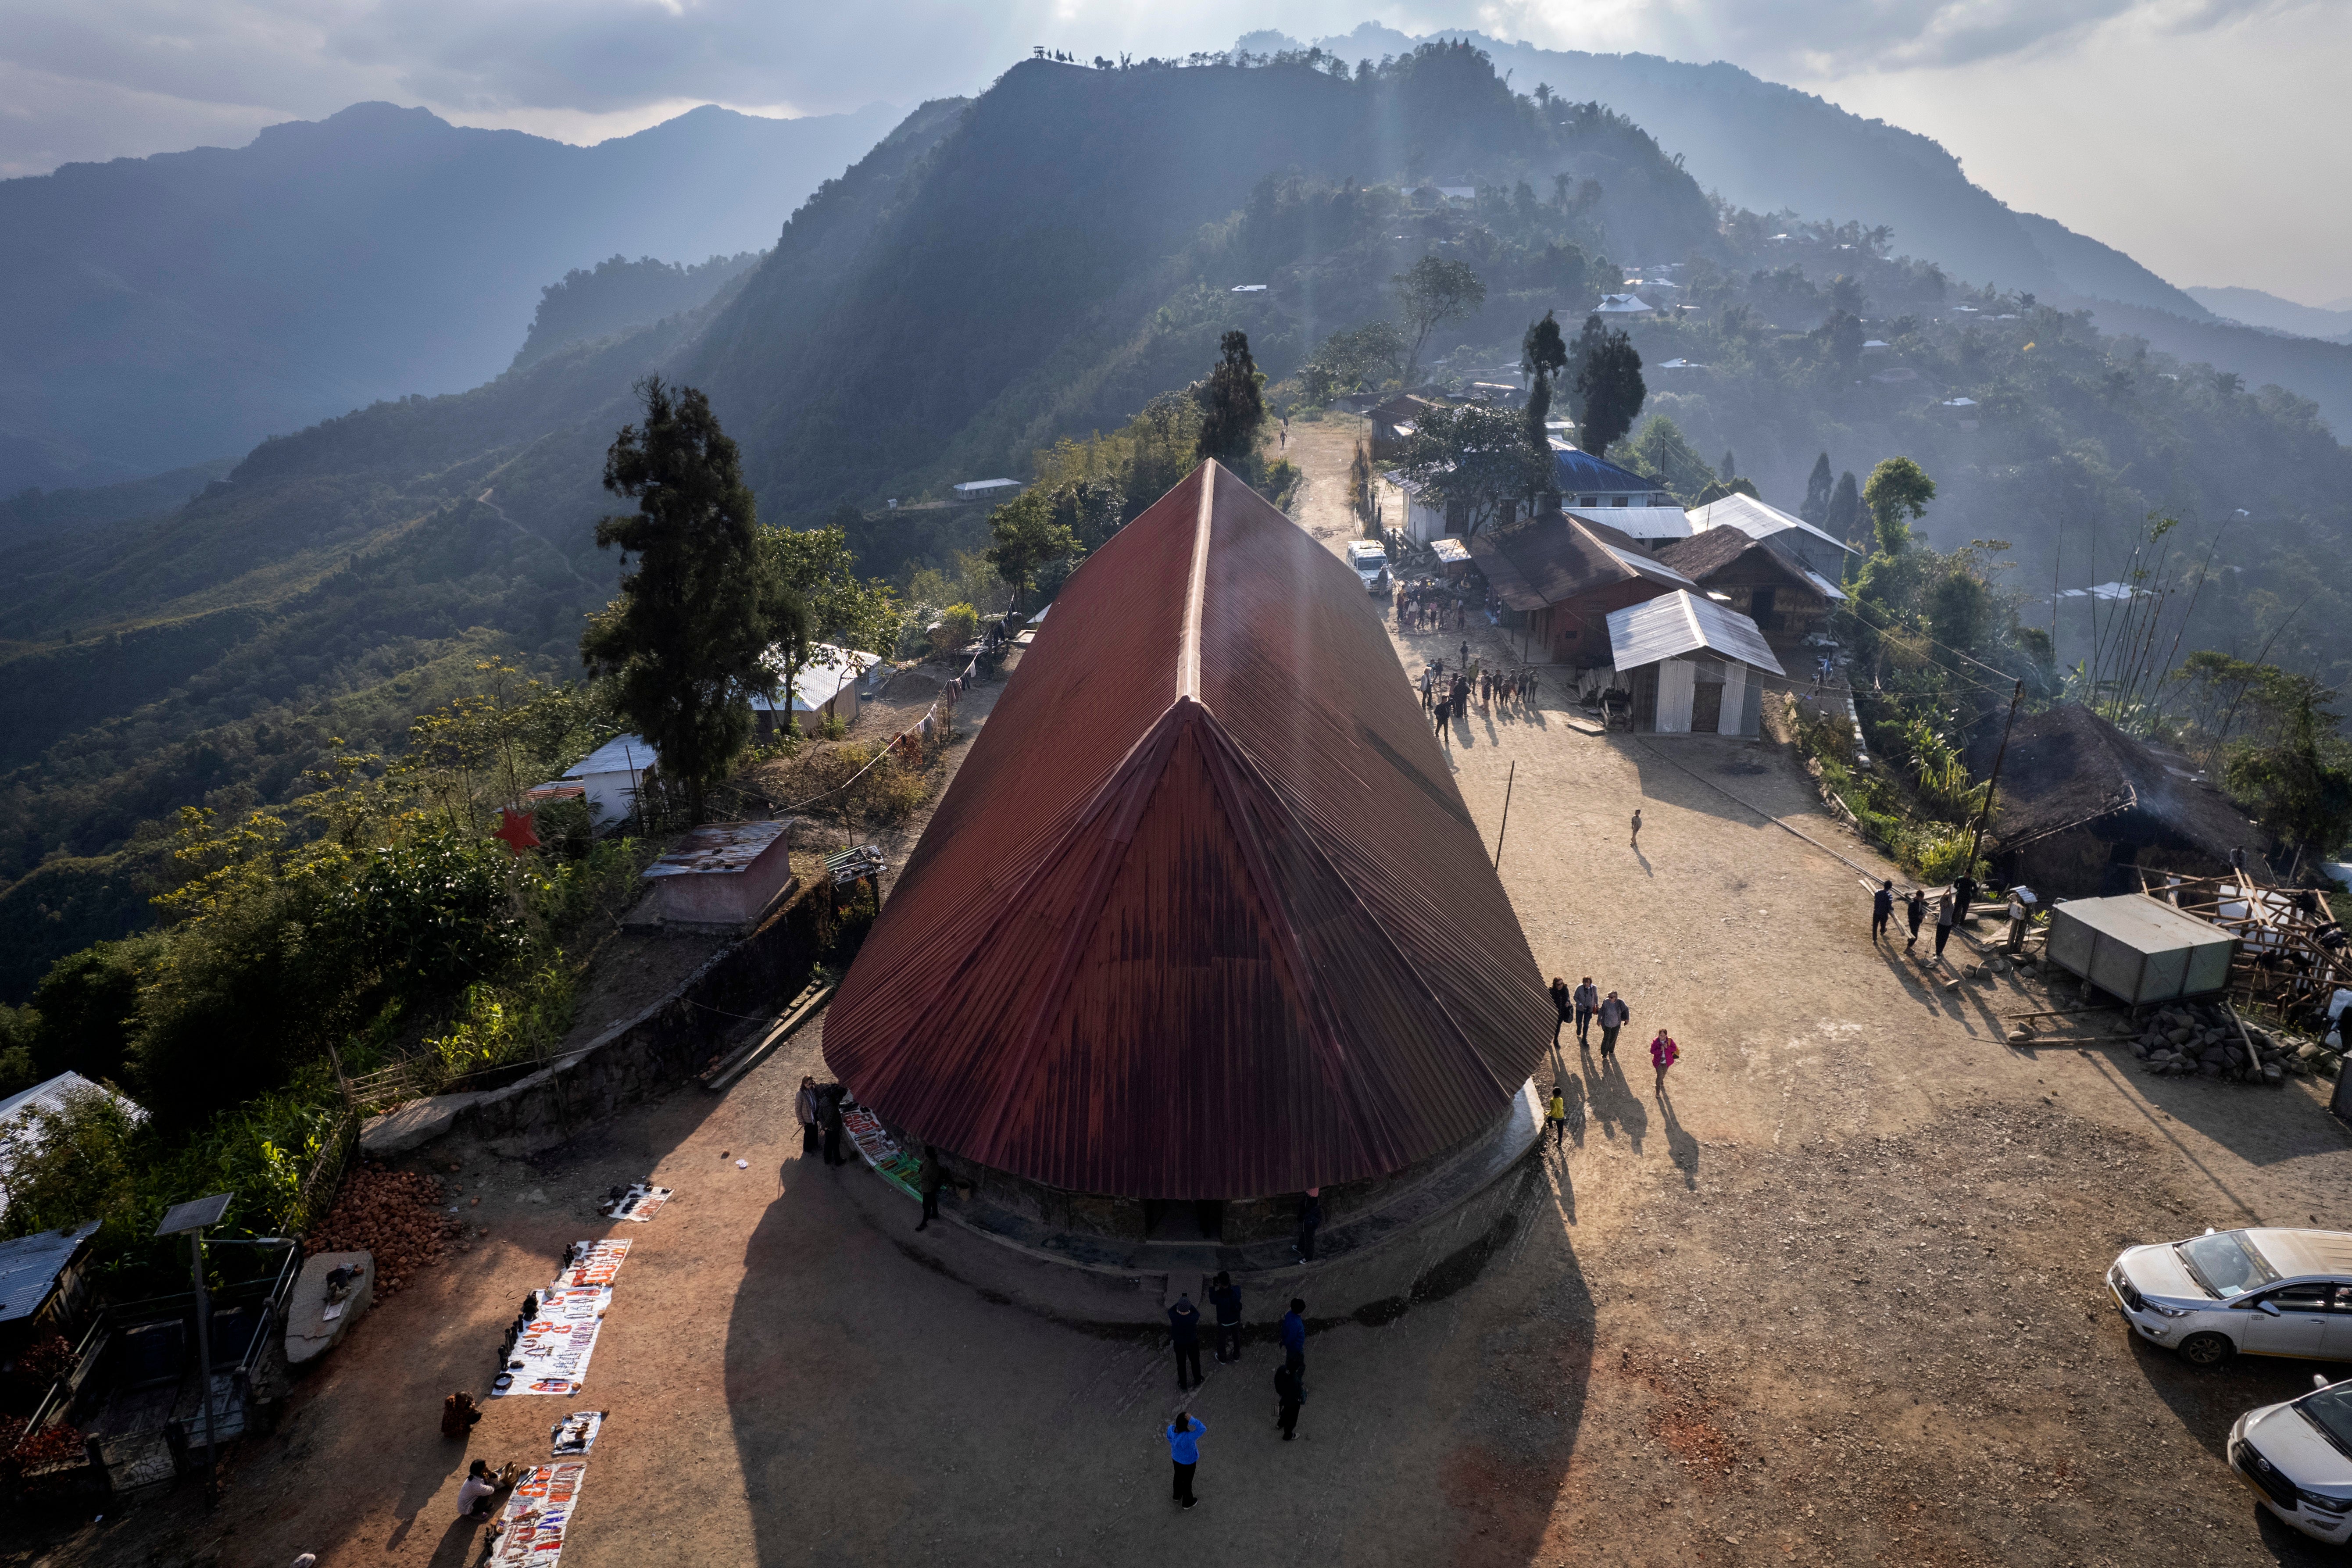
[1,0,2343,308]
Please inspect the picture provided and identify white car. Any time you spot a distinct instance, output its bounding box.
[2230,1375,2352,1543]
[1344,539,1389,592]
[2108,1228,2352,1366]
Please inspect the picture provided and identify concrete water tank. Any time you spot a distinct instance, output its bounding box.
[2044,893,2237,1004]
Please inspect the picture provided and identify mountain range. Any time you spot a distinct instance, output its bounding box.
[0,98,900,494]
[1,41,2349,1000]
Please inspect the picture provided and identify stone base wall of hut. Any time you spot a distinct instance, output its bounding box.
[915,1103,1512,1247]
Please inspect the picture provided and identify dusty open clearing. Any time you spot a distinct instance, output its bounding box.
[16,425,2352,1568]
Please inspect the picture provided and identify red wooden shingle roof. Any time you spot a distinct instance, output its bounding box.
[822,462,1550,1199]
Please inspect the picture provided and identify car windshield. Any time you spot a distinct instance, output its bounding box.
[2174,1232,2279,1299]
[2301,1386,2352,1460]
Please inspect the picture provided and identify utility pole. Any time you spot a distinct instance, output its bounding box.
[1494,760,1516,869]
[156,1192,235,1507]
[1965,681,2025,875]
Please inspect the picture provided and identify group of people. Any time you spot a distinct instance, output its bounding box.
[1160,1292,1312,1507]
[1547,975,1678,1099]
[794,1075,850,1167]
[1418,656,1539,736]
[1394,581,1465,632]
[1868,871,1994,961]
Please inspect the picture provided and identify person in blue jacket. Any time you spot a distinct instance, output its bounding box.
[1165,1412,1206,1508]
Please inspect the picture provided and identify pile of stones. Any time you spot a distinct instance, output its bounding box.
[2131,1001,2334,1085]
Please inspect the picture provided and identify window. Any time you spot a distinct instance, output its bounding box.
[1612,496,1629,507]
[1578,496,1598,507]
[2252,1284,2334,1313]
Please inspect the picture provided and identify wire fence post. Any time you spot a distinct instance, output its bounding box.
[1494,759,1516,870]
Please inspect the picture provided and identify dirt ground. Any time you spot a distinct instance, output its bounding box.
[15,427,2352,1568]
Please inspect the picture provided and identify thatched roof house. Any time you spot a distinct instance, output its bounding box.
[1968,704,2268,897]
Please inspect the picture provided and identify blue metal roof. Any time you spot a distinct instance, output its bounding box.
[1550,444,1669,496]
[0,1221,99,1325]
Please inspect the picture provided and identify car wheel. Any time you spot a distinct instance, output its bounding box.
[2179,1332,2235,1367]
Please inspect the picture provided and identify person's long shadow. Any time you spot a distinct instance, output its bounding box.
[425,1515,486,1568]
[1632,843,1653,878]
[1658,1088,1699,1190]
[1584,1048,1648,1154]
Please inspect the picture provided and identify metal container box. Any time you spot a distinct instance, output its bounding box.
[2044,893,2237,1003]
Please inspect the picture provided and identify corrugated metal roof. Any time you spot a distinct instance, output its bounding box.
[1469,513,1689,606]
[823,462,1551,1200]
[0,1221,99,1325]
[1606,590,1787,676]
[640,820,789,881]
[1,1073,146,1207]
[1687,493,1861,558]
[750,643,880,713]
[567,734,653,779]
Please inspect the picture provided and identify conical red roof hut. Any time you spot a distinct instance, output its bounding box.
[823,463,1549,1210]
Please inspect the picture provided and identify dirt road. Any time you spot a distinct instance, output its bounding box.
[20,427,2352,1568]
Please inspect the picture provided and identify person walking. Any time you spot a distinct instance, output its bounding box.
[1630,807,1643,849]
[1273,1361,1304,1442]
[1573,977,1599,1047]
[1933,888,1956,960]
[1953,872,1979,927]
[1904,888,1927,951]
[1168,1291,1204,1390]
[1165,1412,1206,1509]
[1649,1028,1679,1098]
[821,1091,846,1168]
[1280,1299,1307,1388]
[915,1144,948,1232]
[1597,991,1629,1059]
[1459,638,1469,669]
[1871,879,1894,943]
[1419,668,1433,713]
[1548,977,1572,1043]
[795,1075,822,1158]
[1209,1272,1243,1364]
[1547,1083,1569,1148]
[1295,1188,1323,1262]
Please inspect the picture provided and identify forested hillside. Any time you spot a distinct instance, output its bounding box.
[3,44,2349,1003]
[0,99,898,492]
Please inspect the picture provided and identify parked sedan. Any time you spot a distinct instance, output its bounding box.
[2107,1228,2352,1366]
[2230,1375,2352,1543]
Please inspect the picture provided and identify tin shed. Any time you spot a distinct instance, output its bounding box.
[2045,894,2237,1003]
[639,820,795,925]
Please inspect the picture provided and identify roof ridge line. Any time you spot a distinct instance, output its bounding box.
[1178,462,1215,702]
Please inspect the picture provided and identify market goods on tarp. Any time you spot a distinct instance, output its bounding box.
[551,1239,630,1289]
[488,1462,587,1567]
[303,1168,466,1298]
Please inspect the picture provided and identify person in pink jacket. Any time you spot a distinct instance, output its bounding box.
[1649,1029,1679,1098]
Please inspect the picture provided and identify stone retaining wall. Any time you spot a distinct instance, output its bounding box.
[447,881,840,1154]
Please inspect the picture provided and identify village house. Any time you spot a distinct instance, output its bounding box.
[1551,443,1692,546]
[951,478,1022,505]
[1965,703,2271,898]
[1604,589,1786,736]
[1467,510,1693,665]
[1684,492,1861,583]
[1655,526,1844,641]
[1367,393,1437,461]
[751,642,882,736]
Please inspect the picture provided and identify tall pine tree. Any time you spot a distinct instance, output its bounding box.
[1800,452,1834,525]
[581,376,795,821]
[1194,330,1266,470]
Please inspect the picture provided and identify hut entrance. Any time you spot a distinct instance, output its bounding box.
[1144,1200,1226,1243]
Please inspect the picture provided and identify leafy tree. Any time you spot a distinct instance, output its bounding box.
[984,490,1081,609]
[1862,456,1937,554]
[1620,416,1716,502]
[1392,402,1552,539]
[1300,321,1408,402]
[1393,256,1487,384]
[1693,478,1761,506]
[1825,469,1862,548]
[1800,452,1834,525]
[1520,310,1568,454]
[1194,330,1267,468]
[27,939,156,1086]
[2223,694,2352,865]
[1568,314,1645,456]
[580,377,790,820]
[758,512,898,736]
[1818,309,1865,370]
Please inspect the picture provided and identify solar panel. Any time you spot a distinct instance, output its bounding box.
[155,1192,234,1236]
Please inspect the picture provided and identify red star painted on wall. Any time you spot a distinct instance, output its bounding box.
[492,807,541,856]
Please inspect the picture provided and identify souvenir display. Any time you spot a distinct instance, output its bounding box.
[550,1238,630,1290]
[491,1286,610,1397]
[597,1183,672,1222]
[487,1462,586,1567]
[840,1103,922,1198]
[550,1410,606,1456]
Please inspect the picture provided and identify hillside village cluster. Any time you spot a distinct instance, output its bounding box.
[4,40,2352,1568]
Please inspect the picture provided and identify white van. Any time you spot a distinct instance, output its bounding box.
[1344,539,1389,592]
